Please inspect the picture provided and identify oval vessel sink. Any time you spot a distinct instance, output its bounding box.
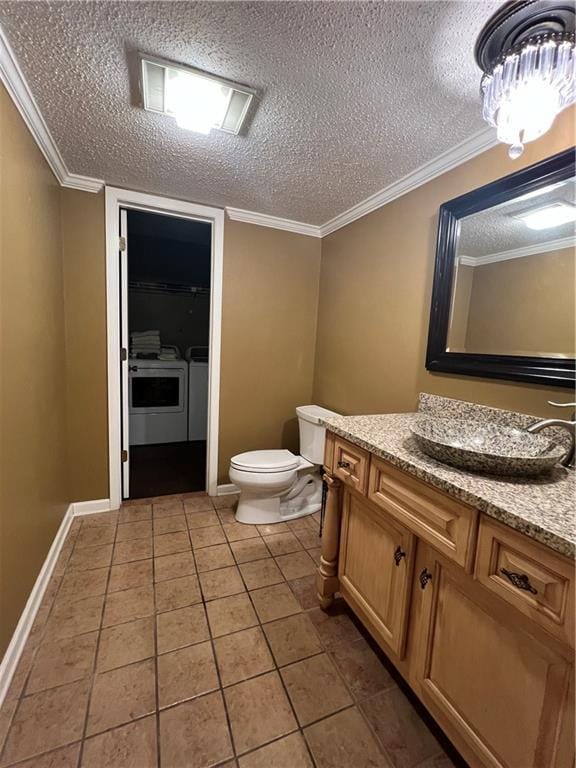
[410,417,566,477]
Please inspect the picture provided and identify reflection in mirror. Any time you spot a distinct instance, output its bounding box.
[447,177,575,359]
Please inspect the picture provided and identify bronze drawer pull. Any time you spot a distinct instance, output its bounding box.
[419,568,432,589]
[337,460,351,469]
[394,546,406,566]
[500,568,538,595]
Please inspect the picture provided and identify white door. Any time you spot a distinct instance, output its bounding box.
[120,209,130,498]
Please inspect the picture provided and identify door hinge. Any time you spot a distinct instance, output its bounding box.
[122,450,128,462]
[120,347,128,362]
[119,236,126,252]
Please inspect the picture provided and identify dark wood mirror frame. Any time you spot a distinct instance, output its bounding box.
[426,146,576,389]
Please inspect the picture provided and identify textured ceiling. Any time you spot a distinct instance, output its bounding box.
[459,178,576,257]
[0,0,502,224]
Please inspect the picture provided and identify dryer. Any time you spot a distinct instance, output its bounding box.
[129,359,189,445]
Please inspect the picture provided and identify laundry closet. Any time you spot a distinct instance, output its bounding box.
[125,210,211,499]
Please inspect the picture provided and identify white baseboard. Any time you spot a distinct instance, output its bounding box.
[71,498,112,516]
[0,504,74,708]
[216,483,239,496]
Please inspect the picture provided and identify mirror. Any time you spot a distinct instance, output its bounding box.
[427,148,575,387]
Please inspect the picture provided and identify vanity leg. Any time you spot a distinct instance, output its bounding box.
[316,474,342,609]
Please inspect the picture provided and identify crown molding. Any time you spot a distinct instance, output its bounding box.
[226,207,322,238]
[459,235,574,267]
[319,128,499,237]
[0,25,104,193]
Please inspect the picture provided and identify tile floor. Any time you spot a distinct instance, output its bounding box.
[0,493,460,768]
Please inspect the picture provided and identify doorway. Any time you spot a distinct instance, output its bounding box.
[106,188,224,509]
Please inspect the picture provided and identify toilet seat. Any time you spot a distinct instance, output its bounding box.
[230,449,300,474]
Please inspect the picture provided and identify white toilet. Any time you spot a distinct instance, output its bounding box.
[230,405,339,525]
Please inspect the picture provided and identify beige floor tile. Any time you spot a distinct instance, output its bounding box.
[159,692,233,768]
[213,626,274,686]
[81,716,157,768]
[256,522,290,536]
[44,595,104,641]
[194,543,235,573]
[3,646,35,701]
[113,538,153,565]
[230,538,271,564]
[411,753,457,768]
[216,508,236,524]
[58,567,109,600]
[199,566,246,601]
[212,494,239,509]
[281,653,353,726]
[205,593,258,637]
[263,613,323,667]
[153,515,187,535]
[239,558,284,590]
[108,559,153,593]
[102,585,155,627]
[360,686,440,768]
[224,671,297,755]
[67,543,113,572]
[115,520,153,542]
[250,583,302,624]
[26,632,98,695]
[11,743,82,768]
[153,531,191,557]
[158,641,219,708]
[154,551,196,582]
[81,511,119,527]
[223,522,260,543]
[190,524,227,549]
[238,732,313,768]
[155,574,201,612]
[0,696,18,756]
[118,504,152,523]
[186,510,220,529]
[2,680,90,765]
[184,496,215,513]
[263,532,303,556]
[86,659,156,736]
[330,638,396,701]
[295,529,321,550]
[75,526,115,549]
[286,518,312,533]
[307,547,321,563]
[156,603,210,653]
[304,707,388,768]
[97,617,155,672]
[308,601,363,649]
[275,551,316,581]
[153,499,184,517]
[288,575,318,610]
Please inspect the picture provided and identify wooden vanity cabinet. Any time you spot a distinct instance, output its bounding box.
[319,434,575,768]
[338,490,415,659]
[410,542,575,768]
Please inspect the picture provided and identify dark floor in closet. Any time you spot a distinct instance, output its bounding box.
[129,440,206,498]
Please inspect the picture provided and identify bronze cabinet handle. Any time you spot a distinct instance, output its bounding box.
[337,460,351,469]
[419,568,432,589]
[500,568,538,595]
[394,546,406,566]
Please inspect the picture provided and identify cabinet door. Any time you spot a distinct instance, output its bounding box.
[410,544,575,768]
[339,491,415,658]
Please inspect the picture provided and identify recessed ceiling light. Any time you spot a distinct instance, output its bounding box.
[140,55,256,135]
[512,201,576,230]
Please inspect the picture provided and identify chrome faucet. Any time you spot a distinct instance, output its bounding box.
[526,401,576,469]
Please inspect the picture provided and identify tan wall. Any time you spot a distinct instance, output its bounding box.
[464,247,575,356]
[314,109,576,419]
[61,190,109,500]
[0,84,69,653]
[218,220,322,482]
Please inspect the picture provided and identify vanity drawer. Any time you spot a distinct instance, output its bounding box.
[475,518,575,647]
[332,437,370,494]
[368,458,478,570]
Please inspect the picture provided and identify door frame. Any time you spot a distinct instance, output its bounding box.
[105,186,224,509]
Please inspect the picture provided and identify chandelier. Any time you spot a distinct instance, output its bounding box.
[475,1,575,159]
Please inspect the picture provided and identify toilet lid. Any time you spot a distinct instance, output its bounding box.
[230,449,299,473]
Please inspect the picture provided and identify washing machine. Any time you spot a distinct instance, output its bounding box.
[129,359,189,445]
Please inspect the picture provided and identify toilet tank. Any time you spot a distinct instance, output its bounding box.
[296,405,340,465]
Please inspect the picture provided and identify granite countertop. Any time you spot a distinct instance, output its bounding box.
[321,397,575,558]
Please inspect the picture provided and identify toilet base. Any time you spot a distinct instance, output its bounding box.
[235,473,322,525]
